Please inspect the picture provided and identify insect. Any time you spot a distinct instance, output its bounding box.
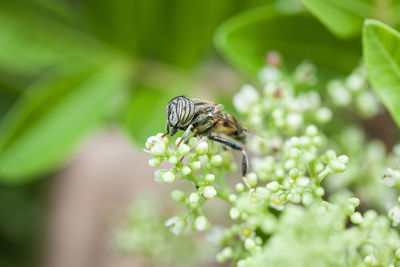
[163,96,249,177]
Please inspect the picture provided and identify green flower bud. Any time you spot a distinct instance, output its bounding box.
[236,183,245,192]
[171,190,185,202]
[289,168,299,179]
[315,187,325,197]
[148,157,161,167]
[246,173,258,187]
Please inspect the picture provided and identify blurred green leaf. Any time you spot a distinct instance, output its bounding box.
[214,5,361,78]
[302,0,400,39]
[0,61,131,183]
[0,2,108,77]
[363,19,400,129]
[301,0,373,38]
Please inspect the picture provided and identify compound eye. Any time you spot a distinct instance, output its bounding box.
[168,108,179,126]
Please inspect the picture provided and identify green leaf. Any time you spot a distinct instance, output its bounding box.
[363,19,400,128]
[215,5,361,78]
[302,0,400,39]
[0,61,131,183]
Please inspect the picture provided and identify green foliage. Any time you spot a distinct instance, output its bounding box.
[302,0,400,39]
[363,19,400,129]
[214,5,361,78]
[0,62,131,183]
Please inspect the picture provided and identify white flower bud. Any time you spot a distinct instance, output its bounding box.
[145,136,166,156]
[165,216,185,235]
[351,212,363,224]
[210,155,222,166]
[338,155,349,164]
[346,73,364,91]
[235,183,245,192]
[181,166,191,175]
[178,144,190,156]
[286,113,303,129]
[289,168,299,179]
[329,160,346,172]
[389,205,400,227]
[203,186,217,199]
[148,157,161,167]
[246,173,258,187]
[289,148,301,158]
[315,187,325,197]
[266,181,280,192]
[190,161,201,170]
[305,125,318,136]
[195,141,208,155]
[233,84,260,113]
[244,238,256,250]
[348,197,360,207]
[168,156,178,165]
[189,192,200,203]
[194,216,209,231]
[312,136,323,146]
[229,207,240,220]
[162,171,176,183]
[228,194,237,203]
[205,174,215,183]
[302,192,313,206]
[315,107,332,123]
[171,190,185,202]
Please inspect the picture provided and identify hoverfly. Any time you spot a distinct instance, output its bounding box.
[163,96,248,177]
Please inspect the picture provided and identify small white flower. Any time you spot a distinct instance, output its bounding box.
[194,216,209,231]
[305,125,318,137]
[389,205,400,227]
[233,84,260,113]
[165,216,186,235]
[162,171,176,183]
[228,194,237,203]
[229,207,240,220]
[203,186,217,199]
[235,183,245,192]
[246,173,258,187]
[145,135,166,156]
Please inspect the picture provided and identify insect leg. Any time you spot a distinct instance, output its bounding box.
[208,136,250,187]
[177,124,193,147]
[162,122,170,137]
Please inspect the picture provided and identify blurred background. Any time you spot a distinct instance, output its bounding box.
[0,0,399,266]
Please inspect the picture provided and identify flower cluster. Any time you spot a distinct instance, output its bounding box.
[121,53,400,267]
